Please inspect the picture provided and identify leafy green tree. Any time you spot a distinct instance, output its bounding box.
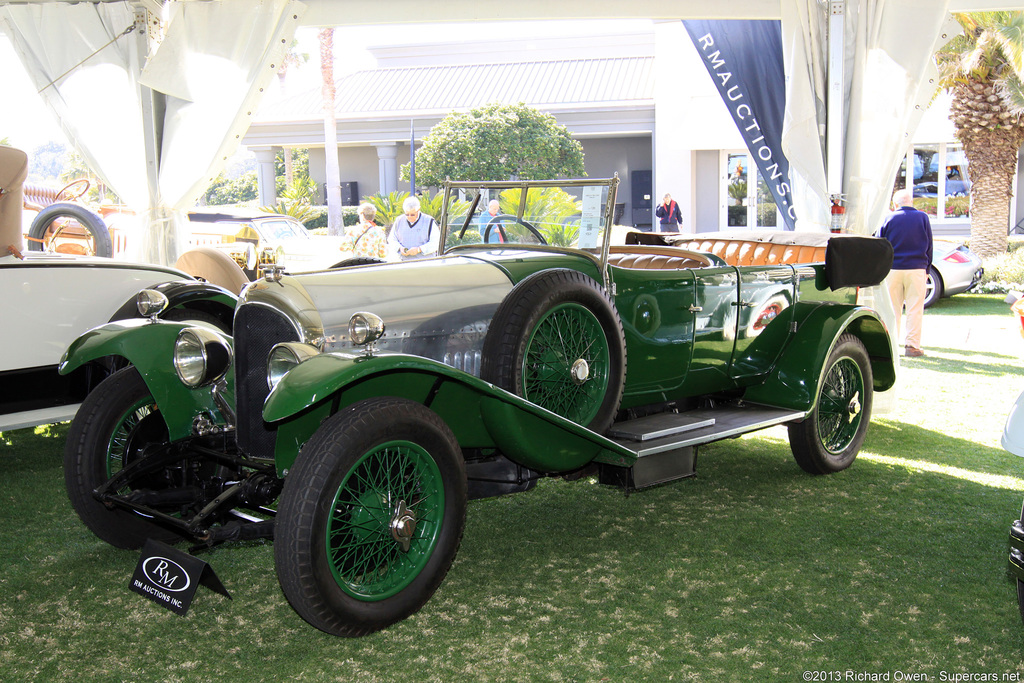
[202,170,258,205]
[402,102,586,186]
[936,12,1024,258]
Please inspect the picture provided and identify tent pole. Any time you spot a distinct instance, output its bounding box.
[131,3,165,261]
[826,0,846,232]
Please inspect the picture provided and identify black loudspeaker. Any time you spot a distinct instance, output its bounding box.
[631,170,653,229]
[341,181,359,205]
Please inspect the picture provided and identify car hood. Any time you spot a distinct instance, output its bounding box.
[240,254,516,374]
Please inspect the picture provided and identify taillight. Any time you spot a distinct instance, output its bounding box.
[944,251,971,264]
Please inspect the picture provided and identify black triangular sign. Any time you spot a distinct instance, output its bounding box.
[130,539,231,616]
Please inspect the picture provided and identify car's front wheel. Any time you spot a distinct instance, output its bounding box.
[274,397,467,637]
[788,334,873,474]
[64,367,181,549]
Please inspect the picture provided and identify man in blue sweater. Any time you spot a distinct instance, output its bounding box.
[877,189,933,357]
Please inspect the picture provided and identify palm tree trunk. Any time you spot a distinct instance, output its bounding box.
[319,28,343,236]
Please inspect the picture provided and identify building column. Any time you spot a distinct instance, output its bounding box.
[375,144,398,195]
[253,146,279,206]
[654,20,697,233]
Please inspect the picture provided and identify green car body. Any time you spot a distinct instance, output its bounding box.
[59,177,895,637]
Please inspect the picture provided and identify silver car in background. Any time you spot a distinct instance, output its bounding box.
[925,239,983,308]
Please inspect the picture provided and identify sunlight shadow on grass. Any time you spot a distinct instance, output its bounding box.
[859,452,1024,491]
[900,353,1024,377]
[923,346,1020,362]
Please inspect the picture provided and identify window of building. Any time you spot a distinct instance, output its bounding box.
[721,151,779,230]
[894,142,970,220]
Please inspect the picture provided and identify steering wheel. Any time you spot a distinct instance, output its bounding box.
[55,178,91,202]
[482,214,547,245]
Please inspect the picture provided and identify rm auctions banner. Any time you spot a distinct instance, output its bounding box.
[683,20,797,231]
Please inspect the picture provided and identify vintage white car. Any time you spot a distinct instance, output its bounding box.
[0,146,238,432]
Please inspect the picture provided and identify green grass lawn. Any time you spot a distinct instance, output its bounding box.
[2,294,1024,682]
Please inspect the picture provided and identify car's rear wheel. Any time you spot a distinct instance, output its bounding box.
[788,334,872,474]
[64,367,181,549]
[274,397,466,637]
[923,266,942,308]
[481,269,625,435]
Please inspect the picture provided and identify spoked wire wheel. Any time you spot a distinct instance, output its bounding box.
[327,440,444,600]
[788,334,873,474]
[481,269,625,435]
[815,356,865,455]
[522,302,611,426]
[275,397,466,637]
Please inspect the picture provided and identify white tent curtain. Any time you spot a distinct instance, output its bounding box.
[138,0,305,264]
[781,0,956,235]
[780,0,958,410]
[1,0,304,265]
[0,3,150,210]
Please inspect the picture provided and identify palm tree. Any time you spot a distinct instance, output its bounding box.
[936,12,1024,258]
[319,27,343,235]
[276,40,308,189]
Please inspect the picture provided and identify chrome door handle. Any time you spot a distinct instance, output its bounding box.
[732,301,755,308]
[688,304,703,313]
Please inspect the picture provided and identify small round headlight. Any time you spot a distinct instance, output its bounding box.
[136,289,169,319]
[174,327,232,388]
[267,342,321,391]
[349,311,385,346]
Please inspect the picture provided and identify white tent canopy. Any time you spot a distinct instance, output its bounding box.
[0,0,1017,264]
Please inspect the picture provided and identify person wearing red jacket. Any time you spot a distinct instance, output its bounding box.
[656,193,682,232]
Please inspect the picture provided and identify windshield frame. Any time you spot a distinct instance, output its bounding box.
[438,176,620,268]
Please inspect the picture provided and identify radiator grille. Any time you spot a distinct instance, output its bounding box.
[234,304,299,461]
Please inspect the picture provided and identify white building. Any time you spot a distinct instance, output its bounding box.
[243,21,1004,237]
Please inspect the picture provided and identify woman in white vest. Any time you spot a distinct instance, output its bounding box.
[387,196,439,260]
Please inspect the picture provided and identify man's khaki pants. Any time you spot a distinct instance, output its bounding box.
[887,268,927,351]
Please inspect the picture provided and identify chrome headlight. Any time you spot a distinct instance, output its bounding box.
[173,327,232,388]
[349,311,385,346]
[267,342,321,391]
[136,289,169,320]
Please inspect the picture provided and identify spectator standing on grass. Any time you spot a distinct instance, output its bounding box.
[655,193,682,232]
[339,203,387,260]
[877,188,933,357]
[387,196,439,260]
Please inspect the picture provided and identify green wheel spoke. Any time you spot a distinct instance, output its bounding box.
[816,356,864,455]
[521,302,610,426]
[326,440,445,601]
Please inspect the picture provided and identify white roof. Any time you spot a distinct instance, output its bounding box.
[257,56,655,121]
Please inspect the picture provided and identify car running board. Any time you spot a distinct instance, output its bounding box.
[599,403,805,491]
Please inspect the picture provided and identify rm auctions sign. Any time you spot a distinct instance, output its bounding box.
[129,539,231,615]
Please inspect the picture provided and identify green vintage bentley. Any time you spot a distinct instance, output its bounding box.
[59,177,895,636]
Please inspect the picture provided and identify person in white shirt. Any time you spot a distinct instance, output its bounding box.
[387,196,439,260]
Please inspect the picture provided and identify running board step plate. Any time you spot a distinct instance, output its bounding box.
[609,404,805,458]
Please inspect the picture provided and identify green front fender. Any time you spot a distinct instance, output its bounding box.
[742,304,895,412]
[58,319,225,441]
[264,352,636,475]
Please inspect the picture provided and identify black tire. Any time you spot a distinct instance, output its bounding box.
[28,202,112,258]
[788,334,873,474]
[330,256,385,269]
[64,367,181,549]
[274,397,467,637]
[1018,500,1024,625]
[924,266,942,308]
[480,269,625,435]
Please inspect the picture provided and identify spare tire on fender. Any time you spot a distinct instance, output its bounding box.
[480,268,626,435]
[28,202,112,258]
